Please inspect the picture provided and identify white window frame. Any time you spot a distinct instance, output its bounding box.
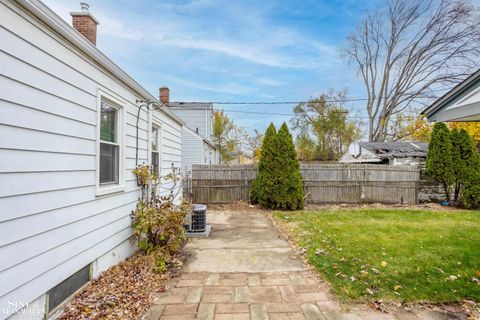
[95,90,125,196]
[151,123,161,178]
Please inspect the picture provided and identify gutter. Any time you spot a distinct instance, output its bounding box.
[15,0,184,125]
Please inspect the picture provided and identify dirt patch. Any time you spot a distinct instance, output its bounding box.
[56,252,187,320]
[205,201,460,213]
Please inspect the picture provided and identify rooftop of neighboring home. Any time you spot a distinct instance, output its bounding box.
[159,87,215,142]
[359,142,429,158]
[168,102,213,109]
[339,141,429,164]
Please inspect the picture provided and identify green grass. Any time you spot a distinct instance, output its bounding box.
[273,208,480,303]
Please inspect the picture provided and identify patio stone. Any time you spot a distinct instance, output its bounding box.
[160,315,195,320]
[250,286,282,303]
[185,287,203,303]
[322,312,362,320]
[202,293,233,303]
[222,273,249,280]
[279,285,301,302]
[220,278,247,286]
[216,303,249,313]
[269,313,307,320]
[180,273,205,280]
[215,314,250,320]
[290,274,321,293]
[162,303,198,315]
[315,301,341,313]
[299,292,330,302]
[196,303,215,320]
[248,274,262,286]
[204,286,234,294]
[142,304,164,320]
[205,274,221,286]
[261,272,291,279]
[250,303,269,320]
[262,277,291,286]
[301,303,326,320]
[234,286,250,303]
[177,279,204,287]
[267,303,302,313]
[153,288,188,304]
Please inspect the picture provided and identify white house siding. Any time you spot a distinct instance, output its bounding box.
[203,141,217,165]
[151,111,183,198]
[0,1,182,319]
[170,106,213,140]
[181,127,204,174]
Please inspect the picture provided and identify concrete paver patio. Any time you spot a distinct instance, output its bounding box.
[143,211,462,320]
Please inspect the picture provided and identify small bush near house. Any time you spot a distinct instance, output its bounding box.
[250,122,304,210]
[131,165,190,272]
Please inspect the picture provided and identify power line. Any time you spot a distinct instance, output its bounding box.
[213,108,416,119]
[171,86,450,106]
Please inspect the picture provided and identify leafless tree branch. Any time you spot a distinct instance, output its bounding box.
[344,0,480,141]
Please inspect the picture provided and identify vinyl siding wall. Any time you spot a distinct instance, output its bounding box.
[0,1,181,318]
[171,107,213,141]
[181,127,204,174]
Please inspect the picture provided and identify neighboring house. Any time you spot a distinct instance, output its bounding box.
[422,69,480,122]
[161,88,219,173]
[181,126,218,172]
[339,142,428,166]
[0,1,183,319]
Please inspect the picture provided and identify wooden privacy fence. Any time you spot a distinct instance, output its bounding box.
[190,163,420,204]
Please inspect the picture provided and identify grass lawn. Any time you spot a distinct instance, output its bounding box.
[274,208,480,303]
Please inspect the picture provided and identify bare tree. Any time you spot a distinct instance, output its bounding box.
[344,0,480,142]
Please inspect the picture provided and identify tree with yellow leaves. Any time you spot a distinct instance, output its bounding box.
[403,117,480,147]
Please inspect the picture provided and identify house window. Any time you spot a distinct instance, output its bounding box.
[151,126,160,177]
[99,102,119,185]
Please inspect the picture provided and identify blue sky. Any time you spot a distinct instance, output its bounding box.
[45,0,385,134]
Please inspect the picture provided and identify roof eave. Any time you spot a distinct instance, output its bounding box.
[422,68,480,118]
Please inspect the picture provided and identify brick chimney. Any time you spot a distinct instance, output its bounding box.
[70,2,99,45]
[159,87,170,105]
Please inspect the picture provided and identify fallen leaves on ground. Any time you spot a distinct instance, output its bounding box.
[59,252,182,320]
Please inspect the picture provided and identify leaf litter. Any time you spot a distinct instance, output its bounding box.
[58,251,185,320]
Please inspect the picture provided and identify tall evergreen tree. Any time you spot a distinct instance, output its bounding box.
[450,129,477,204]
[250,123,277,207]
[274,123,304,210]
[250,123,304,210]
[425,122,454,202]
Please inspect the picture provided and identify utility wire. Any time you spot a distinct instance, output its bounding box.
[170,86,450,106]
